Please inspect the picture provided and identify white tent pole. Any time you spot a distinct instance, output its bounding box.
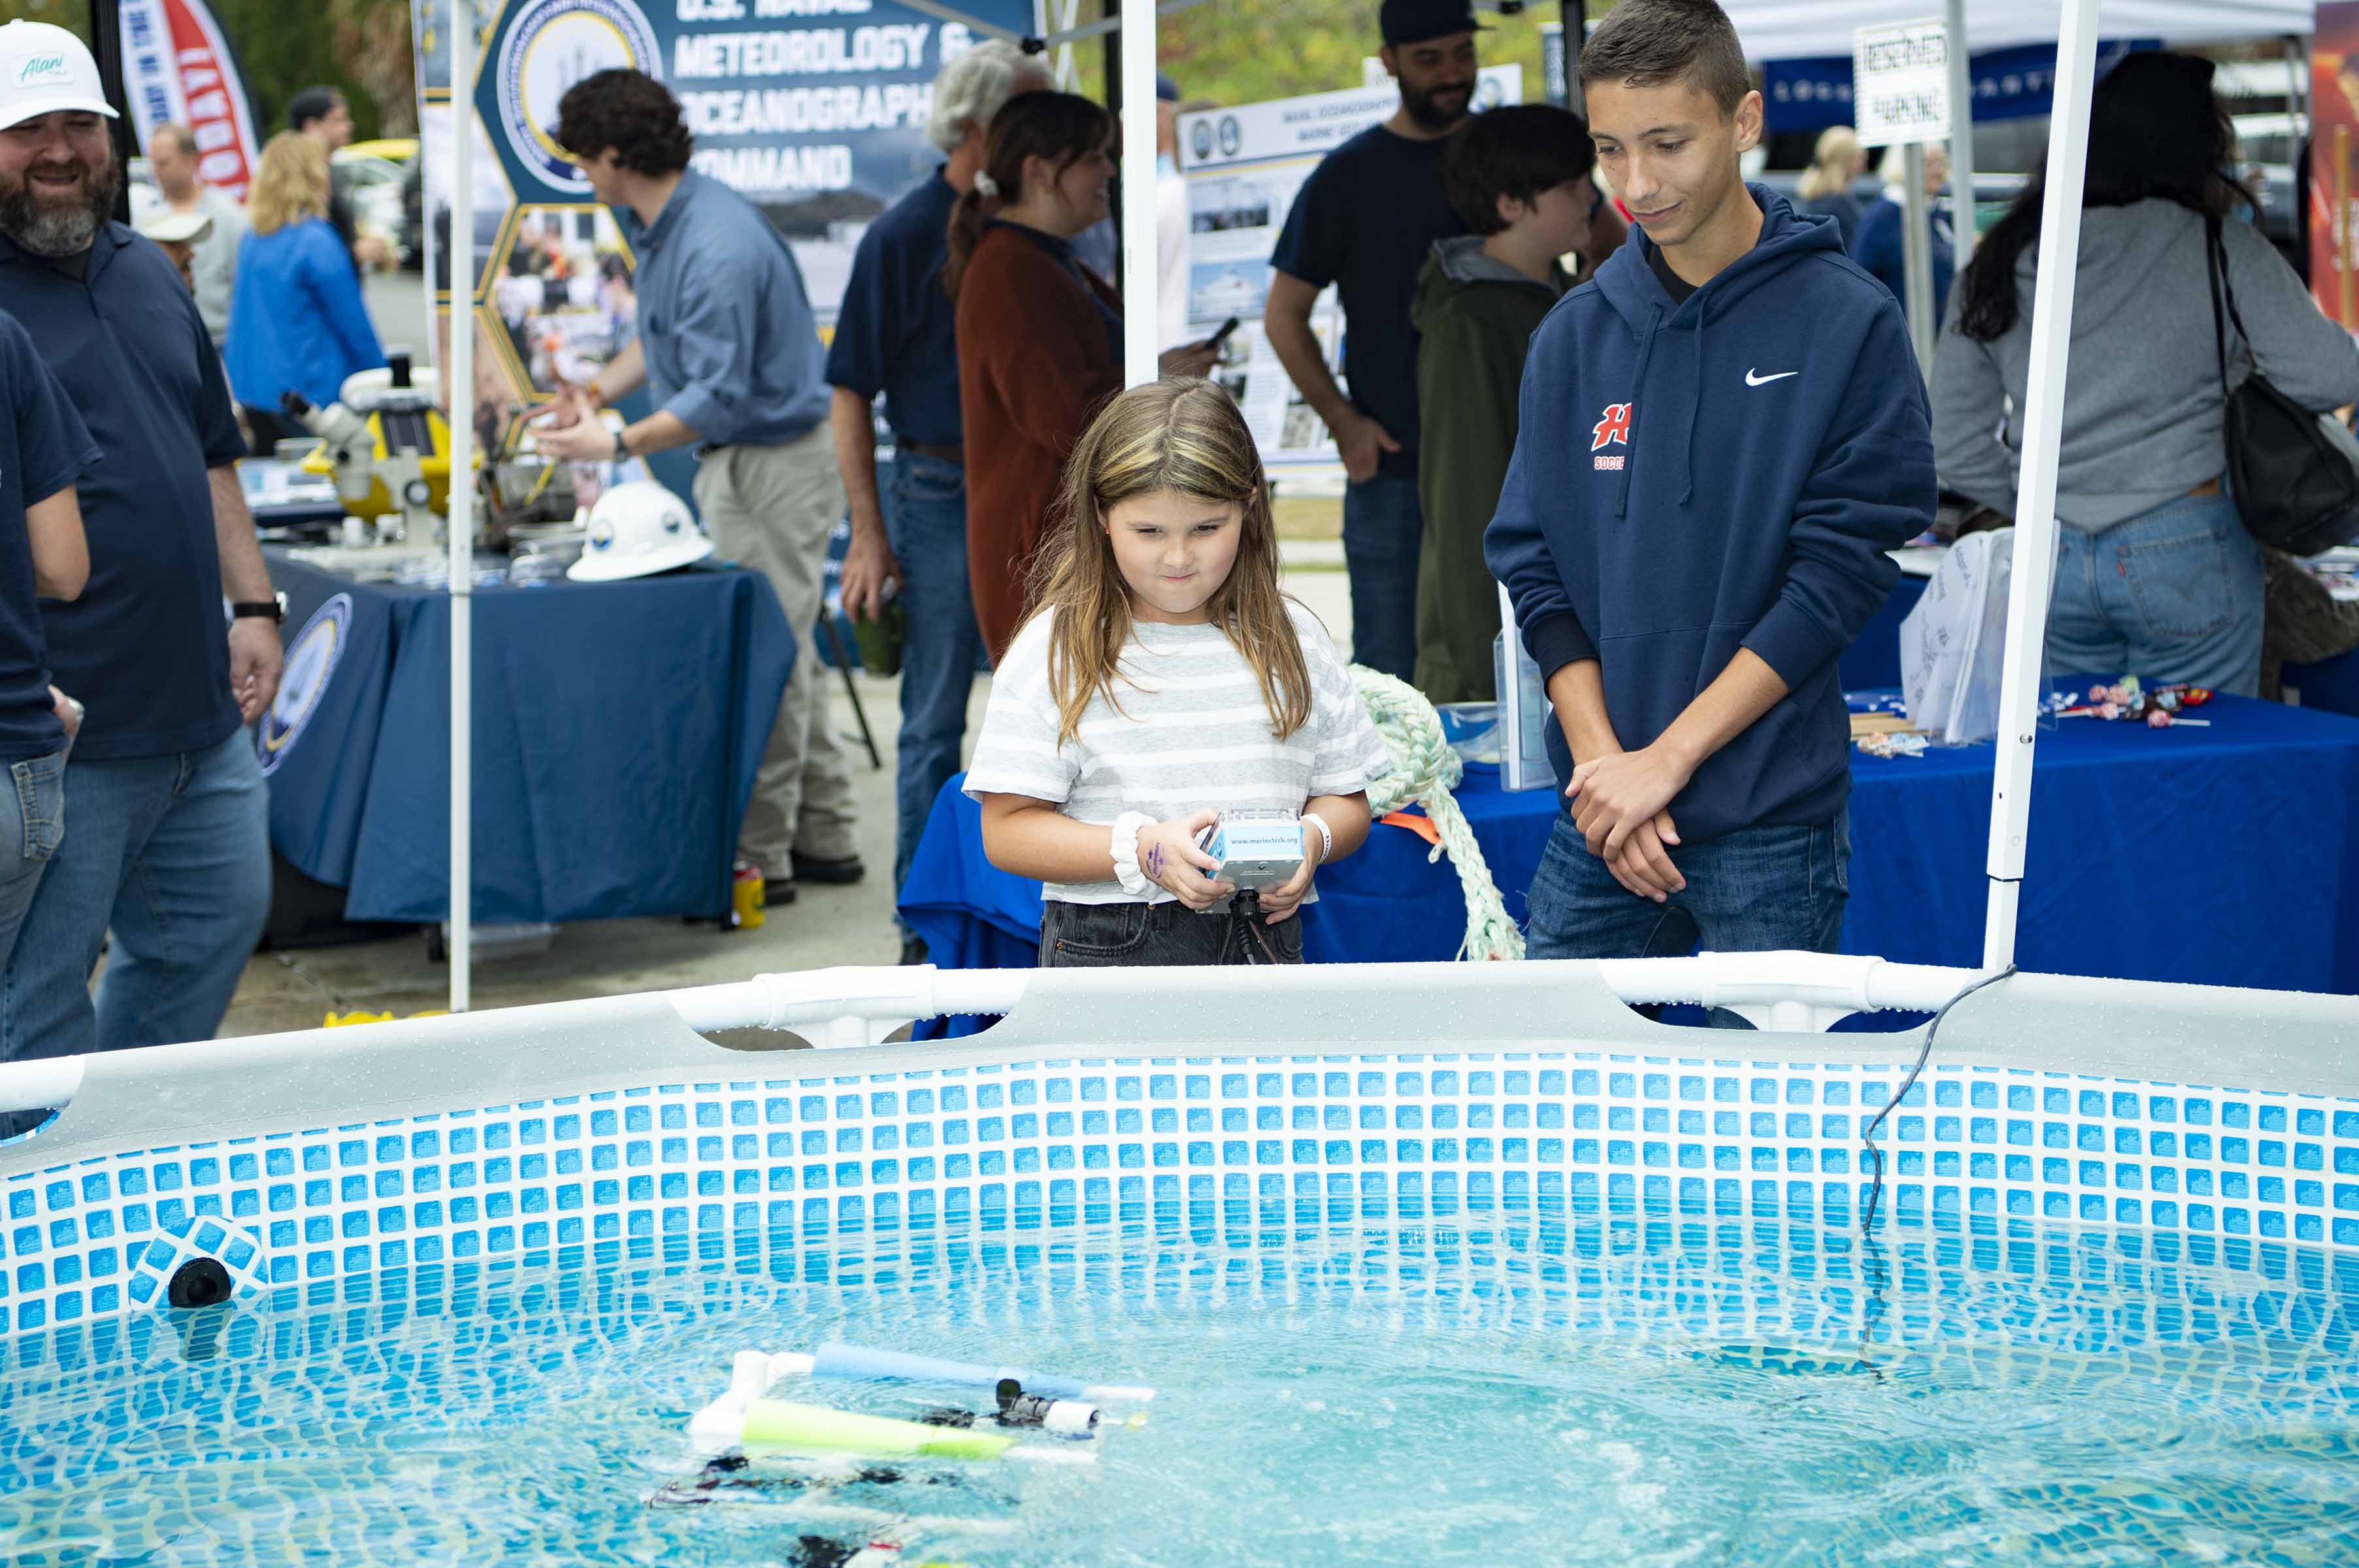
[1944,0,1975,269]
[1900,141,1934,377]
[448,10,475,1014]
[1118,0,1159,385]
[1981,0,2100,973]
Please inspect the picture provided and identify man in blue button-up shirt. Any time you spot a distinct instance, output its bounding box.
[538,69,859,905]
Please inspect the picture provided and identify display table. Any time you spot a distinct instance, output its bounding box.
[901,689,2359,1002]
[1837,564,1932,692]
[262,551,793,926]
[2284,651,2359,718]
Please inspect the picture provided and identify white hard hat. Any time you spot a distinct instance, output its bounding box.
[0,22,120,134]
[568,480,713,581]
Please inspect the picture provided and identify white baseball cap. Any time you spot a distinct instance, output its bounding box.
[130,185,210,244]
[0,22,120,133]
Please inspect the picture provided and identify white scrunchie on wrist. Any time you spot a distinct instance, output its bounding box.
[972,171,1000,199]
[1110,811,1156,896]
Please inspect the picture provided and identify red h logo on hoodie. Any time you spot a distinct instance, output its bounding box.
[1591,402,1632,450]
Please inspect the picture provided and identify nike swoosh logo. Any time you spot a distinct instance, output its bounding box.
[1746,368,1798,386]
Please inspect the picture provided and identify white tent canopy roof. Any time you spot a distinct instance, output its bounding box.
[1724,0,2313,60]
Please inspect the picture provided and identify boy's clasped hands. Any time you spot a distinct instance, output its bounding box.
[1566,745,1691,905]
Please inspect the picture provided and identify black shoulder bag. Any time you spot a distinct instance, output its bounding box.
[2207,214,2359,556]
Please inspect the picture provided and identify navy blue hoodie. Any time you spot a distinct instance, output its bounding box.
[1483,186,1934,843]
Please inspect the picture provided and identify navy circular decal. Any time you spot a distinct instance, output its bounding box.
[495,0,662,196]
[256,593,352,777]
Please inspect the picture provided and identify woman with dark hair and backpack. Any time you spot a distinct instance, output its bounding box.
[1933,50,2359,695]
[946,90,1216,662]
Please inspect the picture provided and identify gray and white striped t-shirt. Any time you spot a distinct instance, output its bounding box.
[965,603,1392,906]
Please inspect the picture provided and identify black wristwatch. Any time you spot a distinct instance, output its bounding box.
[231,596,286,625]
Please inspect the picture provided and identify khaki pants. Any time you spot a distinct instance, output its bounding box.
[693,427,859,873]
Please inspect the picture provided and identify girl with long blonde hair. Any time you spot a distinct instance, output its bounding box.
[963,379,1389,967]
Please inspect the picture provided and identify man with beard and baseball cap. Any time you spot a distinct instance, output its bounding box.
[1262,0,1484,685]
[0,21,281,1065]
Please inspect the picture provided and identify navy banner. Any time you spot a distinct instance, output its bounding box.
[1766,39,2156,134]
[414,0,1032,406]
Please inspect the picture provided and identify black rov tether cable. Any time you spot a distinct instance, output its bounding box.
[1858,966,2017,1235]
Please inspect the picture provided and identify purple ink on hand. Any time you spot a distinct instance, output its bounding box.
[1144,842,1165,880]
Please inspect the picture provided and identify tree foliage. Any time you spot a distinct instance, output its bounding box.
[1071,0,1592,112]
[0,0,416,146]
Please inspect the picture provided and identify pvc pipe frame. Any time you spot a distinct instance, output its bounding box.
[662,953,1980,1043]
[0,954,1988,1117]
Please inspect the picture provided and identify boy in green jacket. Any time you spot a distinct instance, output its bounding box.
[1412,103,1612,702]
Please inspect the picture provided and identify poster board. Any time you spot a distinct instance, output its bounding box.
[2311,1,2359,330]
[409,0,1034,414]
[1176,66,1521,469]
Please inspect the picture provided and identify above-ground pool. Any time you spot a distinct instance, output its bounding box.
[1,961,2354,1564]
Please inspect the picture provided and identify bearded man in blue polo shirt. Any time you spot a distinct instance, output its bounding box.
[0,22,282,1060]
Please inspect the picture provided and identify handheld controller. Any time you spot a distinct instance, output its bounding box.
[1193,809,1305,911]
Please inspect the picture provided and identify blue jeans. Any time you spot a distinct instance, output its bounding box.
[1342,472,1423,682]
[2047,492,2264,696]
[1525,809,1849,1022]
[889,451,985,930]
[0,749,65,974]
[1,728,270,1060]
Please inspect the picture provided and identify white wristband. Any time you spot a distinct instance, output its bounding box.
[1302,811,1333,866]
[1110,811,1156,896]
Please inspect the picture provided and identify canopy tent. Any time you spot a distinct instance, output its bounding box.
[428,0,2180,994]
[1723,0,2312,59]
[299,0,2258,1002]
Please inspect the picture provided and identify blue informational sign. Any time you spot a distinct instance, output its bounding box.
[1764,39,2155,134]
[416,0,1035,395]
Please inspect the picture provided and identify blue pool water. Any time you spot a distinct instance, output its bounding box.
[2,1206,2354,1565]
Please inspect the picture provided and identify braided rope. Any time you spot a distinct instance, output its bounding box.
[1349,666,1525,962]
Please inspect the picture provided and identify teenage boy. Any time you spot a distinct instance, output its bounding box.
[1483,0,1934,969]
[1263,0,1483,682]
[1411,103,1602,704]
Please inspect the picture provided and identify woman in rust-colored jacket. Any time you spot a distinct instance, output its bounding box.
[947,90,1213,661]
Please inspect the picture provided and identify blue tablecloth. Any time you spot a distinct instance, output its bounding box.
[901,689,2359,1002]
[263,553,792,925]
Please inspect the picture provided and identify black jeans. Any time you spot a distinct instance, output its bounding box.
[1039,898,1304,968]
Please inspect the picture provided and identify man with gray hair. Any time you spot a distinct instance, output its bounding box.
[142,122,246,348]
[829,36,1049,962]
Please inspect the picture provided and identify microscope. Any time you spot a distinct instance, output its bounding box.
[282,348,455,544]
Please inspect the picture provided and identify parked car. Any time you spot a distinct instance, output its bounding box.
[333,137,421,272]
